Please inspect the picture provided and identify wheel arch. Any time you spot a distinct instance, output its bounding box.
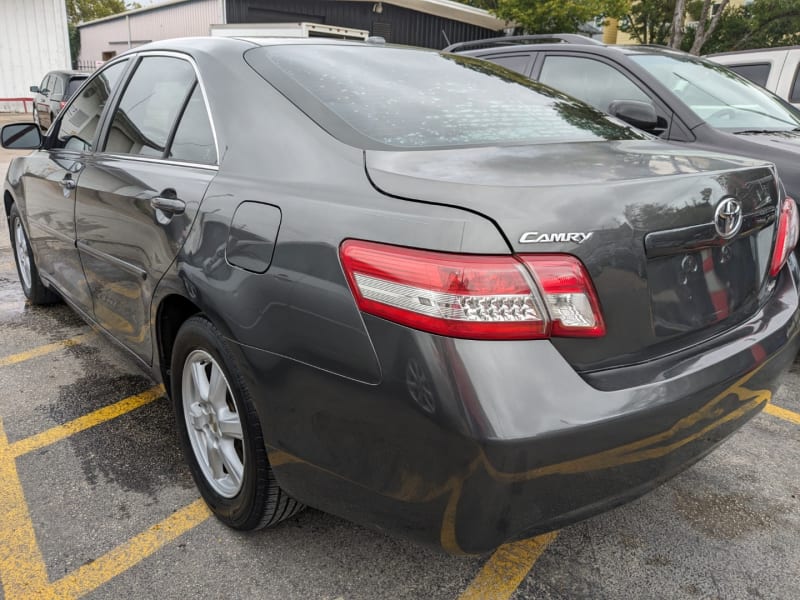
[156,293,202,388]
[3,190,14,219]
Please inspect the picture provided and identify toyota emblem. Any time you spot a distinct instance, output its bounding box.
[714,197,743,239]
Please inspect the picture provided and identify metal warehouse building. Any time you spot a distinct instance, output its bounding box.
[0,0,71,112]
[77,0,507,65]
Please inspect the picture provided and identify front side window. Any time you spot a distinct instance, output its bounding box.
[55,60,128,151]
[103,56,196,158]
[630,53,800,131]
[245,45,645,149]
[539,55,651,113]
[39,75,50,93]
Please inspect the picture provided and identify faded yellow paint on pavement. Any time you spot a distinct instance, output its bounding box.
[765,403,800,425]
[49,499,211,599]
[0,419,57,599]
[0,386,210,599]
[9,385,164,458]
[0,332,94,368]
[459,532,559,600]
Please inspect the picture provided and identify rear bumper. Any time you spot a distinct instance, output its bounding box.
[234,260,800,554]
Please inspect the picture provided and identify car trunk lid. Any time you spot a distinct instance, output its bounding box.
[365,140,780,372]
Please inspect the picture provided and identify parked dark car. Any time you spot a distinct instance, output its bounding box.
[3,37,800,554]
[448,35,800,206]
[30,70,89,131]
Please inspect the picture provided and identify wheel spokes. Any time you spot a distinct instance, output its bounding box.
[217,408,243,440]
[207,364,228,410]
[190,360,210,401]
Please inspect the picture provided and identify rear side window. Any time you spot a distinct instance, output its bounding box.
[66,77,86,99]
[168,85,217,164]
[790,66,800,103]
[56,60,128,151]
[246,45,644,149]
[104,56,195,157]
[727,63,771,88]
[485,53,532,76]
[539,55,650,113]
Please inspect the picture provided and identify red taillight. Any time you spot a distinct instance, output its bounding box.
[770,198,799,277]
[339,240,605,340]
[59,101,66,109]
[520,255,606,337]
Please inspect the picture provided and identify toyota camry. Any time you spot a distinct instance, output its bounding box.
[2,37,799,554]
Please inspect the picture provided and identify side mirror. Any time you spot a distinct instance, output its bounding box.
[608,100,660,132]
[29,85,40,93]
[1,123,43,150]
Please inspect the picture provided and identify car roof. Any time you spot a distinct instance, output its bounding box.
[47,70,89,78]
[458,41,692,58]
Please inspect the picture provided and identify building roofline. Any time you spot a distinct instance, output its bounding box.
[349,0,508,30]
[78,0,509,31]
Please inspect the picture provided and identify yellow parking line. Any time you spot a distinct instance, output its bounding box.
[0,419,57,599]
[0,332,94,368]
[49,499,211,599]
[459,532,559,600]
[764,403,800,425]
[9,386,164,458]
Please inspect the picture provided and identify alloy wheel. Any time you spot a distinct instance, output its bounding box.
[14,218,32,290]
[182,349,245,498]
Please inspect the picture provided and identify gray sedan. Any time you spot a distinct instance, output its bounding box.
[2,37,799,553]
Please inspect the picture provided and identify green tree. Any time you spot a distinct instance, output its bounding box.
[66,1,126,67]
[682,0,800,54]
[66,0,126,25]
[621,0,676,45]
[482,0,630,34]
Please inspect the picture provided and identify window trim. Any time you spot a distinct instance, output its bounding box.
[96,50,220,169]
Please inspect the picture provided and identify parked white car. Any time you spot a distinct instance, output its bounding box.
[709,46,800,108]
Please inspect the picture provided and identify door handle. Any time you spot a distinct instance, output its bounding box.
[151,196,185,215]
[60,178,76,190]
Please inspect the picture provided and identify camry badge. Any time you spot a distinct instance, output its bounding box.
[519,231,593,244]
[714,197,743,239]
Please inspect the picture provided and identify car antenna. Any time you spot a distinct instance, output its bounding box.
[441,29,451,47]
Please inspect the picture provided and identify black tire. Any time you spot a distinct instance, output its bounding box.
[8,204,60,304]
[171,315,303,530]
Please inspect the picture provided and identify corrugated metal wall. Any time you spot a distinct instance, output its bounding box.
[226,0,498,49]
[79,0,224,64]
[0,0,70,112]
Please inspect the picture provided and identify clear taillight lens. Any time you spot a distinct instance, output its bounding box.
[340,240,605,340]
[770,198,799,277]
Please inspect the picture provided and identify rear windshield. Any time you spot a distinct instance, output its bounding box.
[246,45,645,149]
[66,77,87,99]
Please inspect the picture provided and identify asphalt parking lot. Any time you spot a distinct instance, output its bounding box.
[0,112,799,599]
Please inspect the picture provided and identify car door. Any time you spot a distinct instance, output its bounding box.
[35,75,51,126]
[22,60,130,313]
[75,53,218,362]
[533,53,675,138]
